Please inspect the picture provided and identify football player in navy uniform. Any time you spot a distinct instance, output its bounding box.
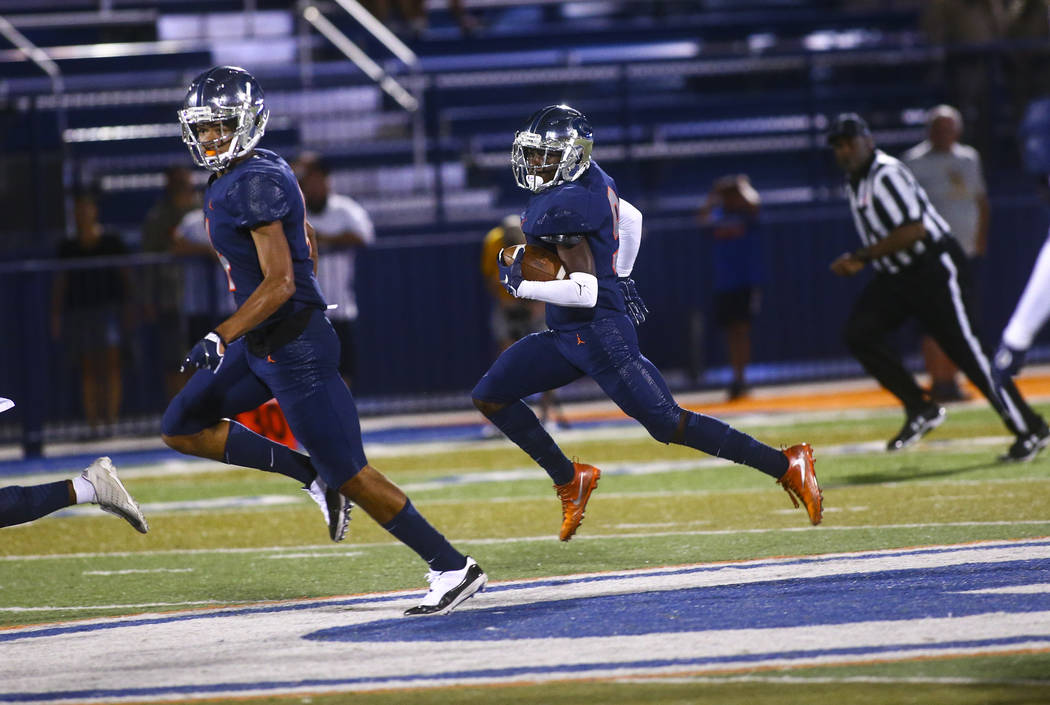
[161,66,485,615]
[473,105,823,540]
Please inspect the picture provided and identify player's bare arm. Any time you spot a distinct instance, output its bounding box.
[213,221,296,345]
[557,235,596,275]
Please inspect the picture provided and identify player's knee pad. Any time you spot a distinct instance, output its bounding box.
[472,396,507,418]
[641,406,682,444]
[471,376,514,415]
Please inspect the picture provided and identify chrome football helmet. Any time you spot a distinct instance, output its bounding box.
[178,66,269,172]
[511,105,593,192]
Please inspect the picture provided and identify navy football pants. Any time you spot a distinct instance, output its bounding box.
[162,310,368,488]
[843,242,1043,436]
[0,481,70,528]
[474,315,683,443]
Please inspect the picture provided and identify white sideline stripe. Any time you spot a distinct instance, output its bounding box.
[628,675,1050,687]
[0,600,256,613]
[264,551,363,560]
[82,569,194,576]
[4,521,1050,562]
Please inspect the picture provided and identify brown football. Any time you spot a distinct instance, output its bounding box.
[500,244,567,282]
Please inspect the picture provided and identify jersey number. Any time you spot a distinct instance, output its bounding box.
[205,215,236,292]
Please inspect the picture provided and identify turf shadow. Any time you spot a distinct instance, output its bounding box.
[833,458,1007,486]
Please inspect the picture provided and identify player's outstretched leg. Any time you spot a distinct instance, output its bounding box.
[589,347,822,526]
[554,461,601,541]
[338,465,487,616]
[80,457,149,533]
[162,349,347,542]
[777,444,823,525]
[476,398,598,539]
[0,481,73,528]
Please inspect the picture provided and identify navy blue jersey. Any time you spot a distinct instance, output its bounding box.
[521,161,625,330]
[203,149,326,328]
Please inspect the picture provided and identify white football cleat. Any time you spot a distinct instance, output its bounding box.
[82,457,149,534]
[404,556,487,616]
[303,476,351,542]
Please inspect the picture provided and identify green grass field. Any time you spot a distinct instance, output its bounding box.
[3,401,1050,704]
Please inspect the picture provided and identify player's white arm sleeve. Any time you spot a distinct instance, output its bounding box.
[1003,233,1050,349]
[516,272,599,308]
[615,198,643,277]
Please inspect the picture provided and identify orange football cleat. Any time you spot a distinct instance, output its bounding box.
[778,443,823,525]
[554,462,601,541]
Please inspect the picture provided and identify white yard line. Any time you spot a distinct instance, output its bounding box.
[82,569,194,576]
[0,600,257,613]
[4,521,1050,562]
[625,675,1050,687]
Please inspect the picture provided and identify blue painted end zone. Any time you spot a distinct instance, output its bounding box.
[305,559,1050,643]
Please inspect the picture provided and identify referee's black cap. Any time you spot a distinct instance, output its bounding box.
[827,113,871,145]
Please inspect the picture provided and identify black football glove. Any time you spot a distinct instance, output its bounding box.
[618,277,649,326]
[181,331,226,373]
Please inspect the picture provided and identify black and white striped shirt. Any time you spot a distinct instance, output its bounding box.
[846,149,953,274]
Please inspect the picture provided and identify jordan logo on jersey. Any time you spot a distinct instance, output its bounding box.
[576,333,586,346]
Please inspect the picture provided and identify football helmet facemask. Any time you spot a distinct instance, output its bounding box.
[511,105,593,192]
[178,65,269,172]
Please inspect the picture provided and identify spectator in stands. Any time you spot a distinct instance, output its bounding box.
[697,174,764,400]
[141,166,200,400]
[923,0,1050,153]
[171,209,237,364]
[903,105,989,403]
[362,0,478,37]
[295,153,375,388]
[480,214,569,434]
[50,185,132,438]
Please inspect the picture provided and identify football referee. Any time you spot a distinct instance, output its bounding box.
[827,113,1049,461]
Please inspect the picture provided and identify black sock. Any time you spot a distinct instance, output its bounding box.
[676,411,788,479]
[224,422,316,485]
[489,401,575,484]
[382,500,466,572]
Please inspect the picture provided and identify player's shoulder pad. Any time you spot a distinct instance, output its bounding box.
[228,162,292,229]
[532,205,593,246]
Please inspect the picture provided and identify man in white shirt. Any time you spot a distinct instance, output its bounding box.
[903,105,990,403]
[295,153,376,386]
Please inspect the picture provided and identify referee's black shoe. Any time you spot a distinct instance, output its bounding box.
[1000,424,1050,462]
[887,404,946,451]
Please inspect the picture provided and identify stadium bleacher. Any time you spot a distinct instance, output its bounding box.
[3,0,1049,454]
